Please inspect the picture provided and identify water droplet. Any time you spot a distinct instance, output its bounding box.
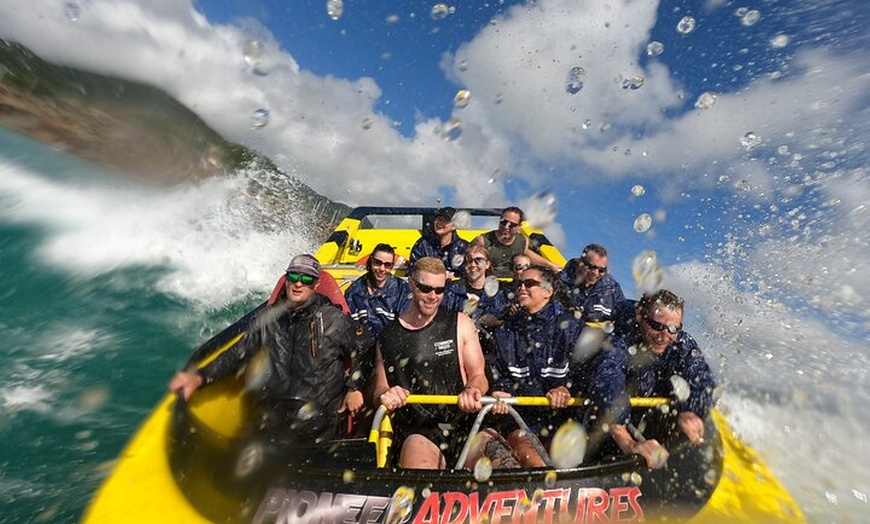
[243,40,262,68]
[565,66,586,94]
[251,108,270,129]
[740,9,761,26]
[646,41,664,56]
[483,276,500,298]
[550,420,587,469]
[342,469,355,483]
[670,375,690,401]
[735,7,749,17]
[770,34,790,48]
[235,442,264,477]
[633,213,652,233]
[694,91,718,109]
[297,401,320,420]
[386,487,415,524]
[630,471,643,485]
[473,456,493,482]
[453,89,472,109]
[544,470,558,487]
[622,76,645,90]
[574,327,605,362]
[704,467,718,485]
[452,211,471,228]
[740,131,762,151]
[631,184,645,197]
[440,117,462,141]
[650,446,669,469]
[78,386,109,412]
[65,2,80,22]
[487,167,501,184]
[677,16,696,34]
[386,14,400,24]
[458,60,469,71]
[431,3,450,20]
[523,191,557,228]
[362,117,374,130]
[632,250,663,295]
[327,0,344,20]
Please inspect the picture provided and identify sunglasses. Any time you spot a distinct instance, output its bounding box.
[412,278,445,295]
[517,279,542,289]
[581,258,607,273]
[286,272,317,285]
[466,256,488,266]
[512,263,530,271]
[371,258,394,269]
[499,219,520,229]
[644,317,682,335]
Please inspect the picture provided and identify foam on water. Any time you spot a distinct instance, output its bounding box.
[0,155,318,309]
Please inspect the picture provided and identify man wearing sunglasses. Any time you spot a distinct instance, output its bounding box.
[408,206,470,278]
[472,206,562,278]
[584,290,716,470]
[169,254,372,443]
[442,245,509,332]
[372,257,489,469]
[345,243,411,335]
[559,243,625,323]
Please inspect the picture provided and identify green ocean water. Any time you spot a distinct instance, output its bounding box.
[0,128,270,523]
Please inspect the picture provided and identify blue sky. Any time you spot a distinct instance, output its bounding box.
[0,0,868,337]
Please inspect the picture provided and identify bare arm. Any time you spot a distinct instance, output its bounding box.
[456,313,488,412]
[523,237,562,272]
[610,424,668,469]
[371,344,408,410]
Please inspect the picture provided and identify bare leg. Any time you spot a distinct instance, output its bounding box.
[507,429,546,468]
[463,428,521,469]
[399,434,446,469]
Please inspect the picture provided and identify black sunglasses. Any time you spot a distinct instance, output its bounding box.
[581,258,607,273]
[517,279,542,289]
[286,272,317,285]
[371,258,394,269]
[412,278,445,295]
[499,219,520,229]
[644,317,682,335]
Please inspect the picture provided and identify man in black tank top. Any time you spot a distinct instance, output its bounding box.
[372,257,488,469]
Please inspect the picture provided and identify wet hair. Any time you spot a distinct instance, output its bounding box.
[581,243,608,259]
[637,289,685,317]
[412,256,446,278]
[501,206,524,223]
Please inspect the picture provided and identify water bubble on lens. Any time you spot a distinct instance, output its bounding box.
[452,210,472,228]
[342,469,355,483]
[565,67,586,94]
[740,131,762,151]
[297,401,319,420]
[440,117,463,141]
[327,0,344,20]
[622,76,644,90]
[450,254,465,272]
[670,375,691,401]
[243,39,262,67]
[487,167,501,184]
[574,327,605,362]
[631,185,645,197]
[361,117,374,130]
[458,60,469,71]
[484,276,501,298]
[386,14,400,24]
[235,442,264,477]
[453,89,472,109]
[735,7,748,17]
[473,456,493,482]
[245,350,271,391]
[78,386,109,413]
[630,471,643,485]
[544,470,558,487]
[770,34,790,48]
[431,3,450,20]
[386,487,415,524]
[633,213,652,233]
[523,191,557,228]
[694,92,718,110]
[650,446,669,469]
[65,2,80,22]
[740,9,761,26]
[633,250,664,295]
[646,41,664,56]
[677,15,696,34]
[551,420,587,469]
[704,467,718,485]
[251,108,270,129]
